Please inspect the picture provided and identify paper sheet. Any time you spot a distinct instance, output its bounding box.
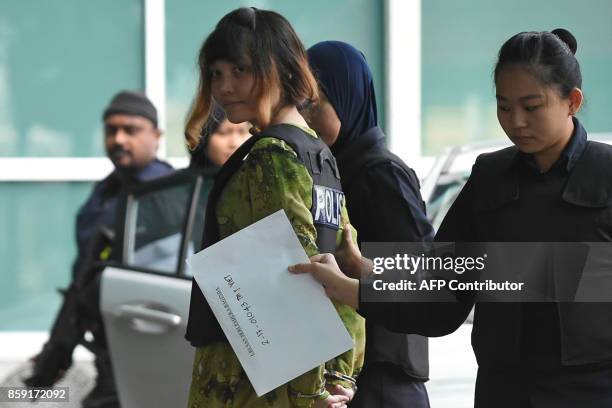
[186,210,354,396]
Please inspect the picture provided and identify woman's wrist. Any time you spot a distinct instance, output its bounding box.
[340,276,359,309]
[359,256,373,279]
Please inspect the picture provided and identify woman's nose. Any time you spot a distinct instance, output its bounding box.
[510,109,527,128]
[218,75,234,95]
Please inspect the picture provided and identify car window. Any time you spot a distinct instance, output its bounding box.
[427,175,468,231]
[116,169,218,277]
[124,181,193,275]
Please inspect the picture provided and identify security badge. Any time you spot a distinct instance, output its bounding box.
[312,185,344,229]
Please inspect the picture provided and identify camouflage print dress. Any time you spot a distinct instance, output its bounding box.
[187,128,365,407]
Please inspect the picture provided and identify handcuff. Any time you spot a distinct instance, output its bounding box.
[324,370,358,392]
[290,370,358,400]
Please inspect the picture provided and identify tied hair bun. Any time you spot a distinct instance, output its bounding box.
[552,28,577,55]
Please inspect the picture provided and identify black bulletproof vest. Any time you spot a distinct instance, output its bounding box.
[185,124,343,346]
[338,128,422,204]
[335,127,430,380]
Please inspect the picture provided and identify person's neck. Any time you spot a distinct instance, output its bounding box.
[269,104,308,128]
[533,117,575,173]
[114,163,148,180]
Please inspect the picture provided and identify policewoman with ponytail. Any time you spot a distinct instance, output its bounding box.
[292,28,612,407]
[431,28,612,407]
[183,7,364,408]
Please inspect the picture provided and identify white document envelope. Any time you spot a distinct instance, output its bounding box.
[187,210,354,396]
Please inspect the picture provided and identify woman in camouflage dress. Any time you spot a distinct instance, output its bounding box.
[183,7,365,408]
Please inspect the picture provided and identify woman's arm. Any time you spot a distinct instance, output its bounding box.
[291,174,481,337]
[290,251,470,337]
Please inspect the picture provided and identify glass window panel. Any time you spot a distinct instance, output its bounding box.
[0,0,144,157]
[0,182,93,330]
[165,0,384,157]
[422,0,612,155]
[126,182,193,275]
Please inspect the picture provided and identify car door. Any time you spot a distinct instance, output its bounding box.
[100,168,214,408]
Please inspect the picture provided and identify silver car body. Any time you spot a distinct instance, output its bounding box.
[100,169,213,407]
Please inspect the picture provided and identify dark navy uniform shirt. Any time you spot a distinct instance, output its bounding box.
[73,159,173,275]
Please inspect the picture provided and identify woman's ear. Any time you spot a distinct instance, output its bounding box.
[568,87,584,116]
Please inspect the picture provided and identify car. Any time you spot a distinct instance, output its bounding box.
[100,167,215,408]
[421,132,612,230]
[421,140,511,231]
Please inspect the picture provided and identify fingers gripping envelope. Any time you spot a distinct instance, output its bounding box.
[186,210,354,396]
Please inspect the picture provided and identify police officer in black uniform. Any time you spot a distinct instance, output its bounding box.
[24,91,173,408]
[297,29,612,408]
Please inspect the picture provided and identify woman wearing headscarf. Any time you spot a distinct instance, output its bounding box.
[305,41,434,408]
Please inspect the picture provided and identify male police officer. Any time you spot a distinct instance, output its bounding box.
[24,91,173,408]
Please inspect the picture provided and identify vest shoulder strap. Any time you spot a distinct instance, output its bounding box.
[259,125,343,254]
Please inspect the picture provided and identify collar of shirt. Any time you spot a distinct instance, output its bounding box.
[134,159,173,181]
[101,159,172,199]
[109,158,172,183]
[518,117,587,174]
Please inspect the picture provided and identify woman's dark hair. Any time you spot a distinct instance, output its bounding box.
[494,28,582,98]
[185,7,318,149]
[189,103,226,168]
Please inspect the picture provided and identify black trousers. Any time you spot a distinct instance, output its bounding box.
[350,362,430,408]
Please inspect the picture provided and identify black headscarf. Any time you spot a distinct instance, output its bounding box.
[307,41,378,155]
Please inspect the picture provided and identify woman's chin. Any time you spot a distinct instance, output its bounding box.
[511,140,541,154]
[225,112,251,125]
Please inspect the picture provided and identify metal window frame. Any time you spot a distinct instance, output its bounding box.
[385,0,422,164]
[145,0,167,157]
